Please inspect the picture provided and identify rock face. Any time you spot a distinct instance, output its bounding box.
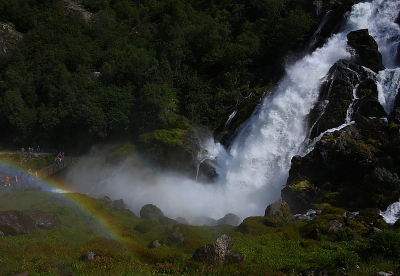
[307,59,381,139]
[0,22,23,54]
[139,204,164,220]
[347,29,385,73]
[264,199,291,220]
[61,0,92,21]
[192,235,244,265]
[0,210,37,235]
[23,209,61,230]
[282,29,400,214]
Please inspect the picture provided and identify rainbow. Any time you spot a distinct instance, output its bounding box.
[0,157,123,242]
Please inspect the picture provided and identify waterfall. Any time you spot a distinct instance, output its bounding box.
[69,0,400,223]
[214,0,400,219]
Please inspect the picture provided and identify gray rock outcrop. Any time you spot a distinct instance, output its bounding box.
[0,210,37,235]
[192,234,244,265]
[23,209,61,230]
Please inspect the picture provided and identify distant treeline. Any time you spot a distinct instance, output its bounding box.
[0,0,314,154]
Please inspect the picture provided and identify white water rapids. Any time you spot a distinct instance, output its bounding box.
[66,0,400,223]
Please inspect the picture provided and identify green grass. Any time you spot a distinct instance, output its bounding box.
[0,191,399,275]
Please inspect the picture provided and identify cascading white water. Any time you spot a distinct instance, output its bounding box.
[214,0,400,219]
[67,0,400,223]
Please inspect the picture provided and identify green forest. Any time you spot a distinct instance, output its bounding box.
[0,0,314,160]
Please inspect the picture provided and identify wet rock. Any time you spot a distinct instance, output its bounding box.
[175,217,189,225]
[217,213,240,226]
[307,59,371,139]
[140,204,164,220]
[192,235,243,265]
[0,210,37,235]
[353,79,386,118]
[23,209,61,230]
[265,199,291,220]
[79,251,101,261]
[347,29,385,73]
[197,159,218,183]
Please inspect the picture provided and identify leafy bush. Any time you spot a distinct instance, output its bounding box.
[367,230,400,260]
[333,250,360,269]
[368,167,400,189]
[334,228,356,242]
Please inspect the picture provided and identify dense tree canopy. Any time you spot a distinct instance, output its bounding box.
[0,0,314,157]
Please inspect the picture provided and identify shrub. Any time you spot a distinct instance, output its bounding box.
[334,228,356,242]
[367,230,400,260]
[333,250,360,270]
[368,167,400,189]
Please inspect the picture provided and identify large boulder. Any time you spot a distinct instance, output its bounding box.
[0,210,37,235]
[264,199,291,220]
[23,209,61,230]
[192,235,244,265]
[139,204,164,220]
[347,29,385,73]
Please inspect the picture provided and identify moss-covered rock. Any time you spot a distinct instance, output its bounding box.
[264,199,291,221]
[347,29,385,73]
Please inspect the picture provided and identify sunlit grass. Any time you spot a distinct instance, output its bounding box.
[0,191,399,275]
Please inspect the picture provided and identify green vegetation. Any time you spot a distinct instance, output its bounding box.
[0,191,399,275]
[0,0,314,162]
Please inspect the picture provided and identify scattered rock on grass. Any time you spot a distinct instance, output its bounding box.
[79,251,101,261]
[192,234,244,265]
[265,199,291,221]
[148,240,162,248]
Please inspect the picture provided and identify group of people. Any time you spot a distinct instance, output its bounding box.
[55,152,65,165]
[21,146,40,153]
[3,169,38,189]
